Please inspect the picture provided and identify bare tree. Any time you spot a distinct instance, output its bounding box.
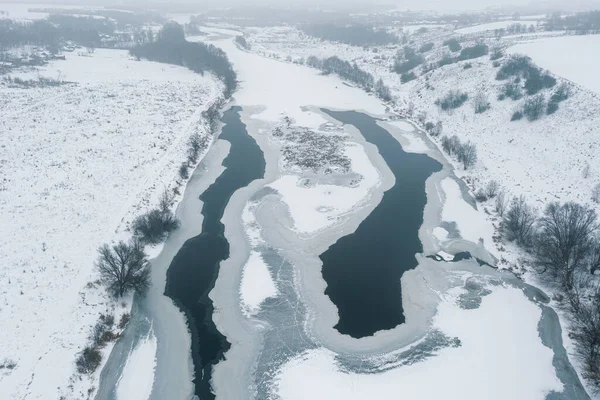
[473,90,490,114]
[592,183,600,203]
[457,141,477,169]
[187,133,204,163]
[568,278,600,388]
[431,121,443,137]
[159,188,174,214]
[502,195,537,246]
[485,180,499,198]
[583,163,591,179]
[495,189,510,217]
[96,240,150,297]
[535,202,598,289]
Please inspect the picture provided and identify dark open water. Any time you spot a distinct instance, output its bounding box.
[320,110,442,338]
[164,106,265,399]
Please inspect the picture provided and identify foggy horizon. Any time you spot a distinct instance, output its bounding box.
[2,0,599,13]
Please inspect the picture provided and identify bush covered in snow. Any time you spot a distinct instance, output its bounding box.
[419,42,434,53]
[443,38,461,52]
[75,346,102,375]
[435,90,469,111]
[457,43,488,61]
[522,94,546,121]
[394,46,425,74]
[401,71,417,83]
[473,91,490,114]
[498,79,523,101]
[132,191,180,245]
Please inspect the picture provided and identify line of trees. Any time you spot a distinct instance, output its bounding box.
[441,135,478,169]
[545,10,600,34]
[130,22,237,97]
[494,192,600,389]
[306,55,392,101]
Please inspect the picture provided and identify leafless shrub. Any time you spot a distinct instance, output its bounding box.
[118,313,131,329]
[179,163,189,180]
[485,180,500,199]
[0,359,17,370]
[473,90,491,114]
[456,141,477,169]
[495,189,510,217]
[75,346,102,375]
[502,195,537,246]
[535,202,598,289]
[583,163,591,179]
[593,184,600,204]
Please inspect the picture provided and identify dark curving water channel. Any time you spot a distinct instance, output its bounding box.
[164,106,265,399]
[320,110,442,339]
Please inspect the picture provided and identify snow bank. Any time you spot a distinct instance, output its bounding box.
[239,251,278,316]
[508,35,600,95]
[116,333,157,400]
[274,284,561,400]
[269,143,381,234]
[440,178,495,252]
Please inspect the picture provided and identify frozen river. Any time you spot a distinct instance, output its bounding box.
[96,28,590,400]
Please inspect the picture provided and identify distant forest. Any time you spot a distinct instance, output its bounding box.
[302,23,398,46]
[0,15,154,50]
[545,10,600,34]
[0,17,113,49]
[130,22,237,97]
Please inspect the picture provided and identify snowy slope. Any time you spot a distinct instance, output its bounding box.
[508,34,600,95]
[0,48,222,399]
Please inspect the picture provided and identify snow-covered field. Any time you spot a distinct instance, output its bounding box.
[509,34,600,95]
[274,282,561,399]
[0,48,222,399]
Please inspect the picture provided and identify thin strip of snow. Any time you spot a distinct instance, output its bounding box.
[116,332,157,400]
[440,178,495,253]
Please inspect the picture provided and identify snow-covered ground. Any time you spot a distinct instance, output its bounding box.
[439,178,496,254]
[274,282,561,400]
[239,251,278,316]
[0,48,222,399]
[508,34,600,95]
[268,143,381,235]
[116,332,157,400]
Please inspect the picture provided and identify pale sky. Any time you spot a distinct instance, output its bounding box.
[3,0,597,12]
